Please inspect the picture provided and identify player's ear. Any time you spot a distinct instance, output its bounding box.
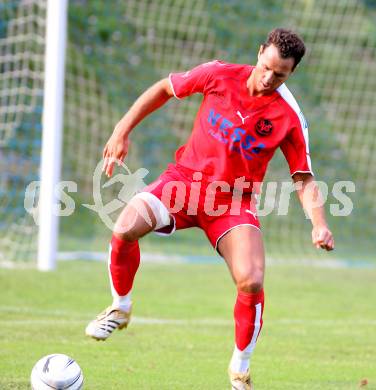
[257,45,264,60]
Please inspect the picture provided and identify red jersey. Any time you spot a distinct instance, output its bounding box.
[169,61,312,192]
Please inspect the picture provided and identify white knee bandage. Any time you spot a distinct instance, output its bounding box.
[131,192,171,230]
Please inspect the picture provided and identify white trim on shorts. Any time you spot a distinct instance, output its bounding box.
[154,215,177,237]
[290,170,314,177]
[215,223,261,252]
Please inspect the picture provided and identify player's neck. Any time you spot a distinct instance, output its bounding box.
[246,73,264,97]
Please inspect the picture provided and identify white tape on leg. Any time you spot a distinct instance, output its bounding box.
[131,192,171,230]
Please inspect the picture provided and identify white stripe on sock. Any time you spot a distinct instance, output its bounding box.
[229,302,262,373]
[249,302,262,347]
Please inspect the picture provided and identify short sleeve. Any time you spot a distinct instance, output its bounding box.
[168,60,223,99]
[280,111,314,177]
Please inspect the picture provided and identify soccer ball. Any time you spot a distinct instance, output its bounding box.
[30,354,83,390]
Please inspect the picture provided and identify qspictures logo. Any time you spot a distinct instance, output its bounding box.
[23,160,356,231]
[24,159,150,231]
[83,160,150,231]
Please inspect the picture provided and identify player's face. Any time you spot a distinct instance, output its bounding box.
[253,44,295,95]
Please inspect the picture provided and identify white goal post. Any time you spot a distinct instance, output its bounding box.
[37,0,68,270]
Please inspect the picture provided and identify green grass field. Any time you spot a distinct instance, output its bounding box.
[1,260,375,389]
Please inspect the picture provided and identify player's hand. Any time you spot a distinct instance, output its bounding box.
[312,225,334,251]
[102,130,130,177]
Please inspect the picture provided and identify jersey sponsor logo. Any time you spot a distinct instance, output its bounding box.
[207,108,265,160]
[255,118,273,137]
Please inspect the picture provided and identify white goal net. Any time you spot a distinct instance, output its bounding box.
[1,0,375,265]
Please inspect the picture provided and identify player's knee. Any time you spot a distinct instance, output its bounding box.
[114,229,141,242]
[113,216,143,241]
[113,202,156,241]
[113,213,154,241]
[236,271,264,293]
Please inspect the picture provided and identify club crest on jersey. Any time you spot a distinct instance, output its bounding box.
[255,118,273,137]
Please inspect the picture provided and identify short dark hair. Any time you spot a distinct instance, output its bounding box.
[263,28,306,70]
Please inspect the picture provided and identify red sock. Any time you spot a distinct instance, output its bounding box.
[108,235,140,296]
[234,289,264,351]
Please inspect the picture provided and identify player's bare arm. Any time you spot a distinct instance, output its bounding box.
[293,172,334,251]
[102,78,174,177]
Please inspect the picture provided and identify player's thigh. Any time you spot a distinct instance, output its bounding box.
[217,225,265,291]
[114,197,158,240]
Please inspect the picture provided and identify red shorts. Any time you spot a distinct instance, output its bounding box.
[142,164,260,251]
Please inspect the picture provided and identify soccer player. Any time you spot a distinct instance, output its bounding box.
[85,28,334,389]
